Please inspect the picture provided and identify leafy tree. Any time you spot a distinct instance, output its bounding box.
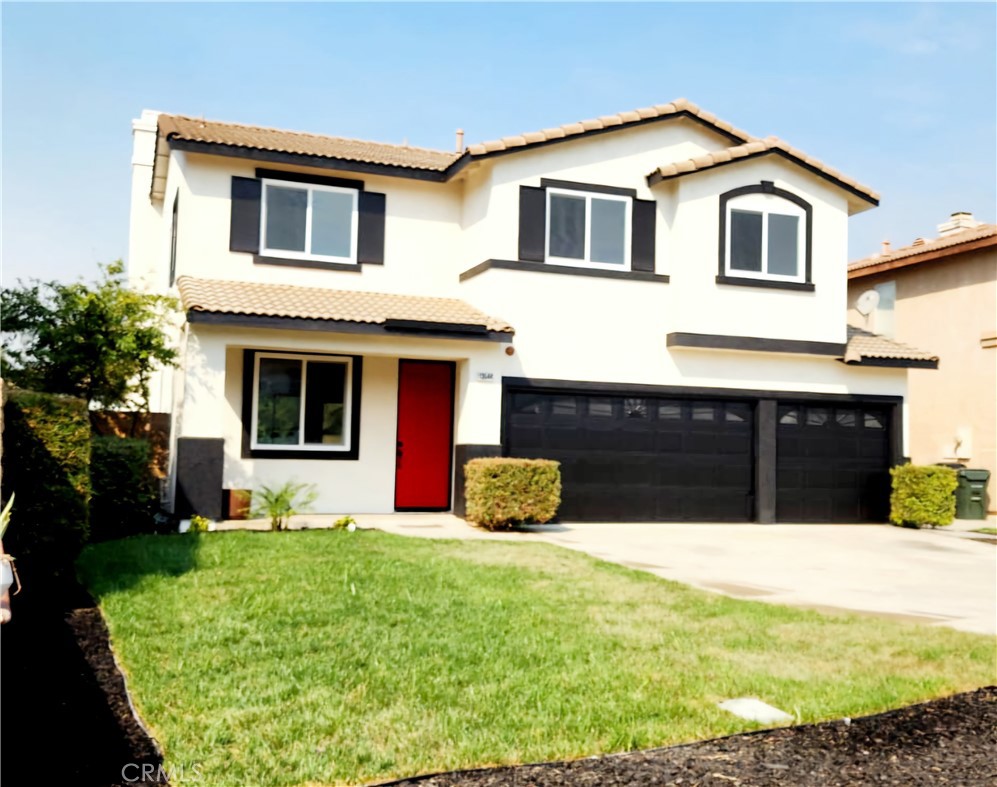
[1,261,178,410]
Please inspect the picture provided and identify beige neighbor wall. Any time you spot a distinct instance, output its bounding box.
[848,247,997,511]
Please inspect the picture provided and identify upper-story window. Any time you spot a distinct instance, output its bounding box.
[516,179,658,277]
[261,179,359,264]
[717,182,813,291]
[546,187,632,269]
[229,170,385,270]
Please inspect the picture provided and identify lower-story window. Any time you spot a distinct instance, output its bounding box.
[251,352,353,452]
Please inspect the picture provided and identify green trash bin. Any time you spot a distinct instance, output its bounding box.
[955,469,990,520]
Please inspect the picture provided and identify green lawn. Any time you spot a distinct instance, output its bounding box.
[79,531,996,787]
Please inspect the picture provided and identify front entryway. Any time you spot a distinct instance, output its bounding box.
[394,360,455,511]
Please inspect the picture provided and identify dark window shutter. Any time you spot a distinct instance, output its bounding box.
[357,191,386,265]
[518,185,546,262]
[631,198,657,272]
[230,177,262,253]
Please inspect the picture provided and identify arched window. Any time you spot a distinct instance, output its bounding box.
[717,182,813,290]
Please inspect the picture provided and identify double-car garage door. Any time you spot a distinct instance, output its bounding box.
[505,388,892,523]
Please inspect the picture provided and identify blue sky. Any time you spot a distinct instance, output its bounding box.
[2,2,994,284]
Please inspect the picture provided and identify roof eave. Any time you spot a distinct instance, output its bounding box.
[166,137,455,182]
[838,356,939,369]
[185,309,514,343]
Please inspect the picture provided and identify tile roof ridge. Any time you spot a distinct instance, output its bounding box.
[465,98,756,156]
[160,113,457,157]
[849,223,997,268]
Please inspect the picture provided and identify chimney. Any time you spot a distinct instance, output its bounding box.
[881,240,891,255]
[455,128,464,152]
[912,237,926,246]
[937,211,981,236]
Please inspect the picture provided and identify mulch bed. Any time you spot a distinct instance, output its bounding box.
[382,687,997,786]
[0,577,165,786]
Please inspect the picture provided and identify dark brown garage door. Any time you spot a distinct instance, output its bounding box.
[505,391,754,521]
[776,403,891,523]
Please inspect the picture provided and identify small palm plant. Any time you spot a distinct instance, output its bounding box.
[251,482,317,531]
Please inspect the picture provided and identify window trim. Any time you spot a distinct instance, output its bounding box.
[260,178,360,265]
[241,350,363,460]
[544,186,633,271]
[717,182,813,288]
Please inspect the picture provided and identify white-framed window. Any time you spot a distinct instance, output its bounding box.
[724,193,805,283]
[260,178,359,264]
[250,352,353,452]
[545,187,632,269]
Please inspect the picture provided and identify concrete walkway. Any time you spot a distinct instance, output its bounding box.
[217,514,997,635]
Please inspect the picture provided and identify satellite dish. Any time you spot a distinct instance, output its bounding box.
[855,289,880,316]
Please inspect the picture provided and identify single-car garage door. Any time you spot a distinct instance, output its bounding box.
[776,403,891,523]
[506,391,754,521]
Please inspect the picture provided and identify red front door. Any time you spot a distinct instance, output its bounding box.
[394,360,455,510]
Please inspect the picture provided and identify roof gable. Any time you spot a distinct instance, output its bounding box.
[647,136,879,208]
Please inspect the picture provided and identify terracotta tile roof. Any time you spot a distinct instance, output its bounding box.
[843,325,937,364]
[647,136,879,203]
[153,99,874,206]
[158,114,460,172]
[177,277,513,334]
[849,224,997,272]
[464,97,752,155]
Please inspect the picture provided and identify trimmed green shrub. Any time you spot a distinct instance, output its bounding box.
[90,436,159,542]
[465,458,561,530]
[1,388,91,582]
[890,465,958,528]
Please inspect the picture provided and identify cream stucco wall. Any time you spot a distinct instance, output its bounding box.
[177,324,513,512]
[849,247,997,510]
[459,119,727,267]
[170,153,464,297]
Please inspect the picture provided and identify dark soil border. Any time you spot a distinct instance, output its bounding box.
[376,687,997,786]
[1,582,166,786]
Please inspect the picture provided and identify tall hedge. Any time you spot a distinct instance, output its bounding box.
[890,465,958,528]
[1,388,91,582]
[90,436,159,542]
[465,458,561,530]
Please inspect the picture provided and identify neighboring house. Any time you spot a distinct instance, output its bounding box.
[848,215,996,513]
[128,98,930,525]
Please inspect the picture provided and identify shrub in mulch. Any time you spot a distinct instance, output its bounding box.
[464,458,561,530]
[380,687,997,786]
[890,464,959,528]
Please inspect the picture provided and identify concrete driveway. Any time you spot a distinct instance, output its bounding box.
[335,515,996,635]
[233,513,997,635]
[529,522,997,635]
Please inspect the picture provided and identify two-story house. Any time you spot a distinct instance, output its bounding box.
[128,99,932,525]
